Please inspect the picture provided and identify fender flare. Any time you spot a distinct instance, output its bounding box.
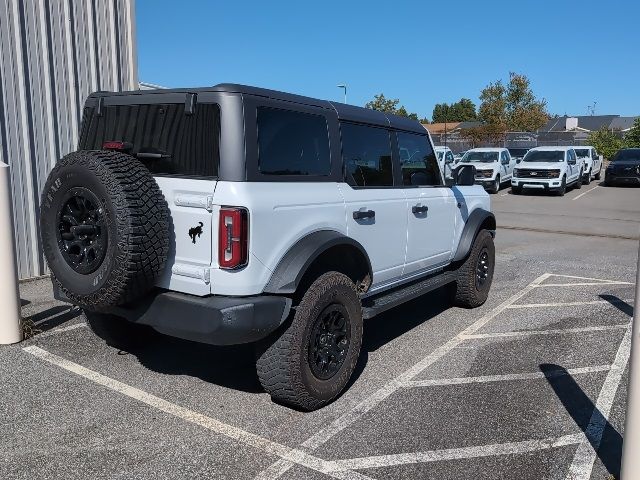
[452,209,496,262]
[263,230,372,295]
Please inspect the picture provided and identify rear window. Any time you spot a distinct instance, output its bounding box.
[79,102,220,177]
[257,107,331,176]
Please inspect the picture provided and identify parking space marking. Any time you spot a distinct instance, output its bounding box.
[22,346,375,480]
[507,299,634,309]
[535,282,633,288]
[403,365,614,388]
[565,325,632,480]
[36,322,88,338]
[572,186,599,201]
[256,273,553,480]
[546,274,628,284]
[324,433,584,472]
[461,323,629,340]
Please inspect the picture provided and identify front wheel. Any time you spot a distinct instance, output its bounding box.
[584,170,591,185]
[575,170,583,189]
[255,272,363,411]
[453,230,495,308]
[556,176,567,196]
[489,175,500,194]
[511,186,521,195]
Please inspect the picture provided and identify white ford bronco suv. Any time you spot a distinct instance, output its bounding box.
[40,84,495,410]
[511,146,584,196]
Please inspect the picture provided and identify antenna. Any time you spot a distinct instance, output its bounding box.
[592,101,597,116]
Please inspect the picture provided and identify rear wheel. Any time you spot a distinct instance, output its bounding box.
[255,272,363,411]
[595,165,602,180]
[453,230,495,308]
[584,170,591,185]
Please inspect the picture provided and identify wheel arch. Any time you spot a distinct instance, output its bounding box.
[263,230,373,295]
[452,209,496,263]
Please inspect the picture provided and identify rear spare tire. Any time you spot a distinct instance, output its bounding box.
[40,150,169,309]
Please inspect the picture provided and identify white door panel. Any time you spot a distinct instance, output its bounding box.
[339,184,407,286]
[403,187,456,275]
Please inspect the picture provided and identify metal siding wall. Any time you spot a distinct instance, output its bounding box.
[0,0,138,279]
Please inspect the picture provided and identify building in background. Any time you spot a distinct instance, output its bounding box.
[0,0,137,279]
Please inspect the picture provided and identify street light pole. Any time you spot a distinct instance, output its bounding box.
[621,237,640,478]
[337,84,347,104]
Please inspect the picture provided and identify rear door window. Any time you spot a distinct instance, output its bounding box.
[341,123,394,187]
[396,132,441,186]
[257,107,331,175]
[79,102,220,177]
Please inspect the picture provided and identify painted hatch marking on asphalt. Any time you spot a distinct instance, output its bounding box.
[258,272,633,479]
[22,271,634,479]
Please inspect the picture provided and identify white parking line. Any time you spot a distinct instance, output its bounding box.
[461,323,629,340]
[546,274,629,284]
[565,325,632,479]
[325,433,584,472]
[403,365,614,388]
[535,282,633,288]
[36,322,88,338]
[507,299,634,309]
[256,273,553,480]
[572,185,599,201]
[22,346,374,480]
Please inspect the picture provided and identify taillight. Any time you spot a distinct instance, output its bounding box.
[218,207,248,269]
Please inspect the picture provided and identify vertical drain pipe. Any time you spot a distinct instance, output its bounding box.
[622,237,640,478]
[0,162,22,344]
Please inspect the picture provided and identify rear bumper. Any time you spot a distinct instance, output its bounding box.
[54,284,291,346]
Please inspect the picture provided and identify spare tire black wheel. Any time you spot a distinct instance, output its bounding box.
[40,150,170,309]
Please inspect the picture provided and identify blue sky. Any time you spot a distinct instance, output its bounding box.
[137,0,639,120]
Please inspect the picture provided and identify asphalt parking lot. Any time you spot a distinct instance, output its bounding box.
[2,181,638,480]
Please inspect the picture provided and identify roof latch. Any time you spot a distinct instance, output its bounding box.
[185,93,197,115]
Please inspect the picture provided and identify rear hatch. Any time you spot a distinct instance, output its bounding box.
[78,94,220,295]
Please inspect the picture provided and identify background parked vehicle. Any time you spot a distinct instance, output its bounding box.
[573,145,603,184]
[507,148,530,164]
[454,150,466,163]
[434,146,456,179]
[511,146,583,196]
[604,148,640,186]
[458,148,515,194]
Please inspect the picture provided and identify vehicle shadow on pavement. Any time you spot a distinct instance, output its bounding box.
[540,363,622,478]
[27,305,83,332]
[362,286,452,352]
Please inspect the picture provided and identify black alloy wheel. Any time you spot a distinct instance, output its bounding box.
[476,248,490,289]
[56,187,108,274]
[308,304,351,380]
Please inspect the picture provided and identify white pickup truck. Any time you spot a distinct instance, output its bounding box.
[458,148,516,193]
[573,146,603,184]
[511,146,584,196]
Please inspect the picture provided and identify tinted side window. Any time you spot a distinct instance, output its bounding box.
[341,123,393,187]
[445,151,454,163]
[257,108,330,175]
[397,132,441,186]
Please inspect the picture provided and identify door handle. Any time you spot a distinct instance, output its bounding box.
[411,205,429,214]
[353,209,375,220]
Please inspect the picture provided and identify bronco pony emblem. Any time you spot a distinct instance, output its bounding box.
[188,222,204,244]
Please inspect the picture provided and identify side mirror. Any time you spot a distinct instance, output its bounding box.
[568,159,576,165]
[451,164,476,186]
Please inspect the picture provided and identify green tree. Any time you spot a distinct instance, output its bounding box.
[478,80,507,130]
[364,93,421,120]
[623,118,640,148]
[431,98,477,123]
[505,72,548,131]
[588,127,623,159]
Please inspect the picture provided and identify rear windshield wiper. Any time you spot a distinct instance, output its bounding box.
[136,151,171,159]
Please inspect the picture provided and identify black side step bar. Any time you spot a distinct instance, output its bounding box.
[361,271,458,319]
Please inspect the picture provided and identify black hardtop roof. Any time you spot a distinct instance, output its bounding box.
[88,83,428,135]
